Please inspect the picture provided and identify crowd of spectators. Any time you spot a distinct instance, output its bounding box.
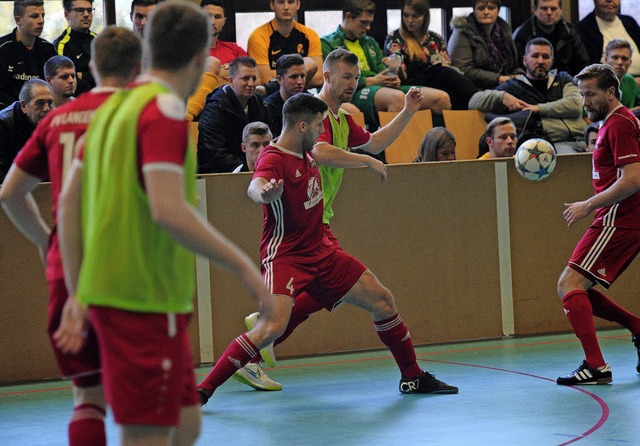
[2,0,640,180]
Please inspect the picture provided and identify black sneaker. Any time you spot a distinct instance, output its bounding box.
[556,360,612,385]
[197,387,211,406]
[632,335,640,373]
[399,370,459,394]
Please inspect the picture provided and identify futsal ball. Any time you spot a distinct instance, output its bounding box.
[514,138,557,181]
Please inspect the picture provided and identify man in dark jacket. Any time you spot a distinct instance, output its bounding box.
[0,79,52,182]
[53,0,97,96]
[513,0,590,76]
[577,0,640,78]
[0,0,57,109]
[197,57,270,173]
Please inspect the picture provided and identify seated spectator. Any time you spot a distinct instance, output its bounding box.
[0,79,52,182]
[53,0,97,96]
[198,57,270,173]
[448,0,521,89]
[469,37,586,154]
[478,116,517,159]
[264,54,306,137]
[322,0,450,130]
[414,127,456,162]
[130,0,158,38]
[513,0,590,76]
[248,0,323,90]
[235,121,272,172]
[584,123,598,153]
[385,0,478,110]
[604,39,640,114]
[577,0,640,80]
[44,55,77,107]
[0,0,57,109]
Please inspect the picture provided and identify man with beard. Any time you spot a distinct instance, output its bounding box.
[469,37,585,154]
[44,55,77,107]
[556,63,640,386]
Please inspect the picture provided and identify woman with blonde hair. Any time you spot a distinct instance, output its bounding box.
[414,126,456,162]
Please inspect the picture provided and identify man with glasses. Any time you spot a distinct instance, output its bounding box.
[0,0,57,109]
[54,0,96,96]
[0,78,52,182]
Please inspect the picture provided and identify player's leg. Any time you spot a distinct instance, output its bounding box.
[417,86,451,113]
[121,425,172,446]
[172,405,201,446]
[69,383,107,446]
[197,293,292,403]
[373,87,405,112]
[339,267,457,394]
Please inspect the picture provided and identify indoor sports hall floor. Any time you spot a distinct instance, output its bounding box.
[2,329,639,445]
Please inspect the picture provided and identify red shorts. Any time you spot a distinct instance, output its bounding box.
[89,306,198,426]
[263,241,367,312]
[47,278,101,387]
[569,225,640,289]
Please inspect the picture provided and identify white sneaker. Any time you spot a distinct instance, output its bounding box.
[233,362,282,391]
[245,312,277,367]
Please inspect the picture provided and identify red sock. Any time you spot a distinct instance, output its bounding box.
[68,403,106,446]
[562,290,605,368]
[249,291,324,364]
[198,334,257,395]
[375,314,422,379]
[588,288,640,335]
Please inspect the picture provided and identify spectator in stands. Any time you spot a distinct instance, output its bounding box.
[130,0,158,38]
[44,55,76,107]
[264,54,306,137]
[321,0,450,130]
[448,0,521,89]
[248,0,323,91]
[235,122,272,173]
[584,123,598,153]
[604,39,640,114]
[385,0,478,110]
[0,79,52,182]
[414,126,456,162]
[513,0,590,76]
[53,0,96,96]
[469,37,586,154]
[0,0,57,109]
[478,117,517,159]
[198,57,270,173]
[577,0,640,80]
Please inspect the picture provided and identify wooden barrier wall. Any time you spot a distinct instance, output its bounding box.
[3,154,640,384]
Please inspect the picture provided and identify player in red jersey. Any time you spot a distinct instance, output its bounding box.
[556,63,640,386]
[0,26,141,445]
[197,93,458,404]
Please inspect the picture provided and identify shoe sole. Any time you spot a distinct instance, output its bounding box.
[400,389,459,395]
[232,370,282,391]
[244,313,277,368]
[556,377,612,386]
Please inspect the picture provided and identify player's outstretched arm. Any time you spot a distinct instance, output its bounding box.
[0,164,50,263]
[145,168,270,304]
[312,143,387,183]
[248,177,284,204]
[366,86,423,155]
[564,162,640,228]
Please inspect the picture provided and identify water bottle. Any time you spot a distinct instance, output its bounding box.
[387,53,402,75]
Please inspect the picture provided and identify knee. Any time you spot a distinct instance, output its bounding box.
[373,286,397,316]
[557,268,586,298]
[425,89,451,113]
[256,317,288,344]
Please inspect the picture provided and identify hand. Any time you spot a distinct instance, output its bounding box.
[501,93,528,112]
[404,86,423,113]
[522,104,541,114]
[366,158,387,183]
[563,201,592,228]
[260,178,284,203]
[498,75,513,84]
[370,69,400,88]
[52,295,88,354]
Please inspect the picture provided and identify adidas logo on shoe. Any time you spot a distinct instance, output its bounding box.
[556,360,612,386]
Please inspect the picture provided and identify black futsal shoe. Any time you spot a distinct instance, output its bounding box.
[399,370,459,394]
[556,360,612,385]
[632,335,640,373]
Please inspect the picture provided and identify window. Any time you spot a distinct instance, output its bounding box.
[304,10,342,39]
[235,12,274,52]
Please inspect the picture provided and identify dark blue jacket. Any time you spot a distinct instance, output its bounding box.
[577,11,640,65]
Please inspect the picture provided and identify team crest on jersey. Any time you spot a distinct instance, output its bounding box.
[304,176,323,210]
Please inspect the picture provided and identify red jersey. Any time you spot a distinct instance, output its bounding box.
[14,88,117,281]
[592,105,640,229]
[253,143,333,263]
[209,40,248,65]
[316,110,371,149]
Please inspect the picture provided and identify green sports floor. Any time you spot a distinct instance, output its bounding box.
[2,329,639,446]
